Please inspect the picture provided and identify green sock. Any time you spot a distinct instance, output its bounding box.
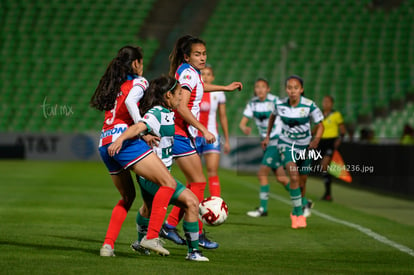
[289,187,303,216]
[260,184,270,212]
[284,182,290,192]
[136,212,149,242]
[183,220,199,253]
[302,196,308,206]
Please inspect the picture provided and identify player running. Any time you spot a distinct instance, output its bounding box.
[263,75,324,229]
[108,76,208,261]
[195,65,230,197]
[239,78,289,217]
[160,35,242,249]
[91,46,176,257]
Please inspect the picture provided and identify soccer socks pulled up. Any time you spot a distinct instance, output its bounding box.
[103,200,128,249]
[146,186,175,239]
[290,187,303,216]
[284,182,290,192]
[208,176,221,197]
[136,212,149,243]
[183,220,199,253]
[260,184,270,213]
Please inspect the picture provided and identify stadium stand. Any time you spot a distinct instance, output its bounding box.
[0,0,158,132]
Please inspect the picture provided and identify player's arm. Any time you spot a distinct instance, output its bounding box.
[309,122,324,149]
[239,116,251,135]
[218,103,230,154]
[125,85,145,123]
[204,82,243,93]
[178,87,215,143]
[262,113,276,149]
[107,122,148,156]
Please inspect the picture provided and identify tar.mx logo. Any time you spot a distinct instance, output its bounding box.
[290,142,322,163]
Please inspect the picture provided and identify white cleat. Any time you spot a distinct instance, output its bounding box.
[246,206,268,217]
[185,250,209,261]
[140,236,170,256]
[303,201,314,218]
[100,244,115,257]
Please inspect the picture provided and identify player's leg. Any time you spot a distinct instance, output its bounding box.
[204,152,221,197]
[247,164,270,217]
[321,154,333,200]
[101,170,135,256]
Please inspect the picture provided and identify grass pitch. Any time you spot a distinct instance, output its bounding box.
[0,160,413,274]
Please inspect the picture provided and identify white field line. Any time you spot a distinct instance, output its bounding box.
[239,181,414,257]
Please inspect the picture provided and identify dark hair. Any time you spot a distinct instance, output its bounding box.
[139,75,179,116]
[324,95,334,103]
[255,77,270,87]
[169,35,206,77]
[90,46,143,111]
[285,75,304,87]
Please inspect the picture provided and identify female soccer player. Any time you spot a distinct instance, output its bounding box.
[194,65,230,197]
[108,76,208,261]
[90,46,176,257]
[318,95,346,201]
[239,78,289,217]
[263,75,324,229]
[160,35,242,249]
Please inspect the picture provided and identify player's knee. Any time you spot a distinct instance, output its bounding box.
[123,191,136,211]
[186,194,199,215]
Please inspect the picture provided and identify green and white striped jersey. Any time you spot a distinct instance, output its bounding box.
[273,96,324,148]
[141,106,175,169]
[243,94,281,141]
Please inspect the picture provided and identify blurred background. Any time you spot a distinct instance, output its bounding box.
[1,0,413,194]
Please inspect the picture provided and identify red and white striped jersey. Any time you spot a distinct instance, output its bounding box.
[197,91,226,138]
[174,63,204,138]
[99,76,149,147]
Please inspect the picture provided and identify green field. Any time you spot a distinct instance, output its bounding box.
[1,161,413,274]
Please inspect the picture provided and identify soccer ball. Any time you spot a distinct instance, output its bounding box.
[199,196,228,226]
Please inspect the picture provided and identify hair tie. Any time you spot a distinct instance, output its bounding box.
[168,79,178,93]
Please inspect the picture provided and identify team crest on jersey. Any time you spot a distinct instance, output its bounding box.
[183,74,192,81]
[144,114,150,119]
[300,108,306,117]
[140,79,148,86]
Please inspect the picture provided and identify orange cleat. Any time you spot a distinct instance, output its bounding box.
[290,213,298,229]
[297,215,307,228]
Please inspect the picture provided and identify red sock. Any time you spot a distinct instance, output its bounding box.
[147,186,175,239]
[188,182,206,234]
[103,200,128,249]
[166,206,185,227]
[208,176,221,197]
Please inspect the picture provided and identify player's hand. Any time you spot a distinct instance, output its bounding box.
[108,140,123,157]
[308,138,320,149]
[242,126,252,135]
[203,130,216,144]
[223,141,231,154]
[261,136,270,150]
[142,134,160,147]
[225,82,243,92]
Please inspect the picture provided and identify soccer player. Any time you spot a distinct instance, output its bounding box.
[108,76,208,261]
[195,65,230,197]
[263,75,324,229]
[239,78,289,217]
[318,95,346,201]
[91,46,176,257]
[160,35,242,249]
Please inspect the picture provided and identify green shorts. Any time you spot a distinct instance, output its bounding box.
[278,144,312,175]
[261,145,283,170]
[137,176,186,205]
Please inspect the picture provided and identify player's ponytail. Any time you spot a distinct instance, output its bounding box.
[169,35,206,77]
[140,76,178,115]
[90,46,143,111]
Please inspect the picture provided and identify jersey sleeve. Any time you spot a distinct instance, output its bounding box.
[178,69,198,91]
[125,77,149,123]
[141,108,161,137]
[335,111,344,125]
[242,102,253,118]
[272,99,279,116]
[310,102,324,124]
[217,92,226,104]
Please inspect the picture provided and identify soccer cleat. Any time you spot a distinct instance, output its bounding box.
[140,236,170,256]
[290,213,299,229]
[100,244,115,257]
[160,224,186,245]
[131,240,150,255]
[186,250,209,261]
[246,206,268,217]
[303,200,314,218]
[321,194,333,201]
[297,215,307,228]
[199,230,219,249]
